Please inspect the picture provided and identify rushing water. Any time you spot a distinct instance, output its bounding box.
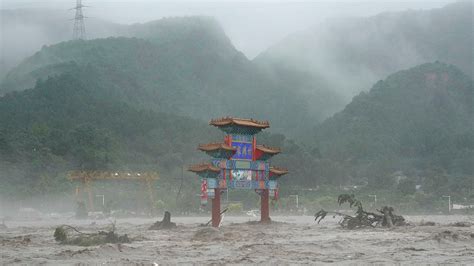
[1,214,473,264]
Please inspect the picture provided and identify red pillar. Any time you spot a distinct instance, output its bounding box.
[260,189,270,223]
[211,188,221,227]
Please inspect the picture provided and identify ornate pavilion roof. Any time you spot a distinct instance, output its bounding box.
[210,117,270,129]
[269,167,289,176]
[198,142,236,152]
[256,145,281,155]
[188,163,221,173]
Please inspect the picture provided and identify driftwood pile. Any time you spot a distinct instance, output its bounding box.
[54,224,130,246]
[315,194,406,229]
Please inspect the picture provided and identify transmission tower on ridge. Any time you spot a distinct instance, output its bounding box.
[72,0,87,40]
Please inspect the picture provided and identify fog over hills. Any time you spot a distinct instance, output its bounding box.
[0,9,124,80]
[0,2,473,197]
[1,16,342,136]
[4,2,471,134]
[256,1,473,100]
[1,1,457,80]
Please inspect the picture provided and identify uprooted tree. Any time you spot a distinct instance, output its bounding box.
[314,194,406,229]
[54,223,130,246]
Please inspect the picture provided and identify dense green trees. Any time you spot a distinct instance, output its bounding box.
[313,62,473,192]
[0,12,472,208]
[0,70,321,199]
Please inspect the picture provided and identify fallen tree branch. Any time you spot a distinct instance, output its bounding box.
[201,208,228,227]
[315,194,406,229]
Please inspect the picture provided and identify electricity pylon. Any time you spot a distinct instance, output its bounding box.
[72,0,87,40]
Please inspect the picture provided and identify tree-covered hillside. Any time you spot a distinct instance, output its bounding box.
[256,1,473,99]
[0,68,321,197]
[1,17,342,136]
[312,62,473,192]
[1,8,473,206]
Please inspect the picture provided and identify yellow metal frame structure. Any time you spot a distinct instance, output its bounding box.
[68,171,160,212]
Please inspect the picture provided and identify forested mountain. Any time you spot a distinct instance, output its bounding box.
[0,68,319,197]
[1,5,473,200]
[256,1,473,100]
[312,62,473,191]
[1,17,342,135]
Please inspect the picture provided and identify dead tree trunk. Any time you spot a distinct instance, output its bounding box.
[149,211,176,230]
[381,207,394,228]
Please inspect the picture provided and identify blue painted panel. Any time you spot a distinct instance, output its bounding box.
[231,141,252,160]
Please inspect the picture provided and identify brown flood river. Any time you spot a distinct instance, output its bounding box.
[1,214,473,264]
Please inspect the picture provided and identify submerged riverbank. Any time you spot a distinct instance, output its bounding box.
[1,215,473,264]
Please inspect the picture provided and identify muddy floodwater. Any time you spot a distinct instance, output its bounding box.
[1,214,473,264]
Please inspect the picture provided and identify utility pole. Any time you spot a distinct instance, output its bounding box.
[71,0,87,40]
[95,194,105,206]
[176,165,185,204]
[289,195,299,209]
[442,195,451,213]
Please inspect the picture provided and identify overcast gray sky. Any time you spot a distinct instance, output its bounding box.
[1,0,457,57]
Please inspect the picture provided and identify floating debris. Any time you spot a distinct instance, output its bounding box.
[200,208,228,227]
[53,224,130,246]
[1,235,31,246]
[419,220,436,226]
[314,194,406,229]
[192,227,223,241]
[449,222,471,227]
[149,211,176,230]
[433,230,459,242]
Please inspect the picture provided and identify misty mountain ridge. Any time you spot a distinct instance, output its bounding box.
[312,62,473,187]
[1,3,473,194]
[256,1,473,100]
[1,16,341,136]
[2,1,472,132]
[0,8,125,80]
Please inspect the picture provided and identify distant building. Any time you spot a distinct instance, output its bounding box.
[452,204,474,210]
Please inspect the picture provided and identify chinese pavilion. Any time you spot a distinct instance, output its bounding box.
[189,117,288,227]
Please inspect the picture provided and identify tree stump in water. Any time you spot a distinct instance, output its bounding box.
[149,211,177,230]
[381,206,394,228]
